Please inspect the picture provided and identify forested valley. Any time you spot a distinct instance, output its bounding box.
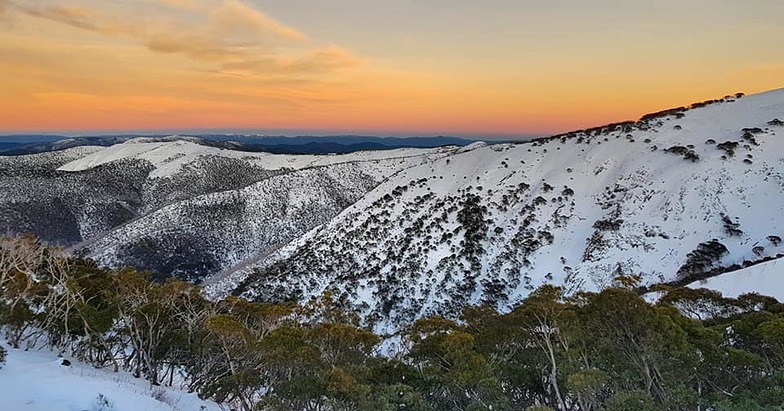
[2,235,784,411]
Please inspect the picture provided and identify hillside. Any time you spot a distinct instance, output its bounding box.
[2,90,783,330]
[210,89,784,328]
[0,138,454,280]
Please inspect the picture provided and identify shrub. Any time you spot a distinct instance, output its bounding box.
[0,346,5,369]
[721,214,743,237]
[716,141,738,157]
[664,146,689,155]
[684,151,700,162]
[678,240,729,278]
[606,390,658,411]
[593,219,624,231]
[639,107,687,122]
[664,145,699,161]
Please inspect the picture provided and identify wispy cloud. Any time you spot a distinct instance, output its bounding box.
[210,0,306,42]
[10,0,356,76]
[0,0,12,19]
[18,5,120,34]
[0,0,407,132]
[223,44,364,74]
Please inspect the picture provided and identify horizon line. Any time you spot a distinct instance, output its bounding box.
[0,129,542,141]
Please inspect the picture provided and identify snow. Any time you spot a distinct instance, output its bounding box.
[5,89,784,329]
[0,342,219,411]
[220,88,784,328]
[56,138,453,180]
[688,257,784,301]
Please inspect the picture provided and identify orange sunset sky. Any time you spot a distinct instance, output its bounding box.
[0,0,782,138]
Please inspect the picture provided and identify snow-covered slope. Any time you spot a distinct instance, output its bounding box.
[688,257,784,300]
[0,342,219,411]
[0,139,455,280]
[219,89,784,328]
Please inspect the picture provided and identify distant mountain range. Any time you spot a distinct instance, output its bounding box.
[0,134,482,156]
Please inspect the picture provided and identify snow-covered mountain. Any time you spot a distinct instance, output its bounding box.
[205,89,784,328]
[2,89,783,329]
[0,138,454,280]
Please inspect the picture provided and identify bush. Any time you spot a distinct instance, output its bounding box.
[721,214,743,237]
[593,219,623,231]
[606,390,658,411]
[663,145,699,162]
[716,141,738,157]
[0,345,6,369]
[678,240,729,278]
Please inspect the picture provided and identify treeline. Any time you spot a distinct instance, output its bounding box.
[2,235,784,410]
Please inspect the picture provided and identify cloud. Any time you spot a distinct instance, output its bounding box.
[17,5,121,34]
[158,0,204,10]
[0,0,14,19]
[222,44,364,74]
[143,34,243,61]
[211,0,306,42]
[13,0,353,75]
[286,45,364,72]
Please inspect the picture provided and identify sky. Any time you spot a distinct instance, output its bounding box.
[0,0,782,138]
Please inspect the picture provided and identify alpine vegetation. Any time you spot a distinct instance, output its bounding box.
[3,235,784,410]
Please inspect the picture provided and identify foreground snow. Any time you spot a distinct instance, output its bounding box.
[0,342,219,411]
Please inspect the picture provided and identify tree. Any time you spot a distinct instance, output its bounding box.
[406,316,508,410]
[580,288,694,404]
[511,285,576,410]
[567,369,608,411]
[0,235,56,348]
[605,390,658,411]
[112,270,185,385]
[201,314,260,411]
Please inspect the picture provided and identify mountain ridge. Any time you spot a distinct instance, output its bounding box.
[0,134,480,156]
[2,89,784,331]
[204,89,784,330]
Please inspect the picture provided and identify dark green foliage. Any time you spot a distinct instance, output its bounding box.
[663,145,700,162]
[677,240,729,279]
[592,218,623,231]
[717,140,739,157]
[721,214,744,237]
[605,390,658,411]
[3,235,784,410]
